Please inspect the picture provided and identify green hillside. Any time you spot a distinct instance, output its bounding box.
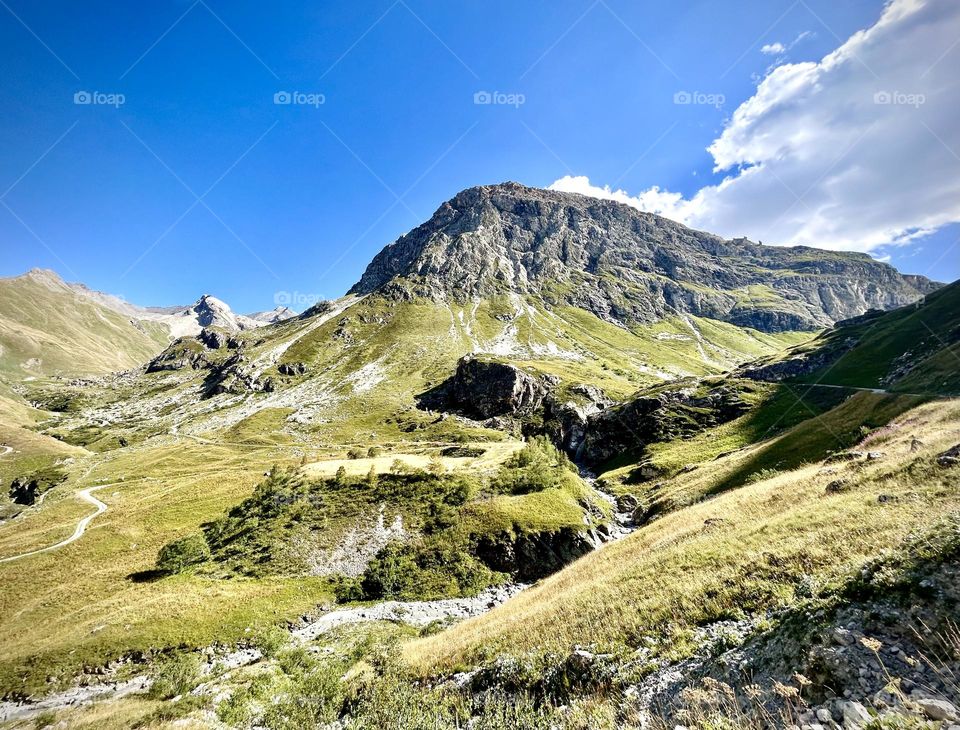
[0,271,168,377]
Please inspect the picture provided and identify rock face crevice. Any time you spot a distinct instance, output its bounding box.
[350,182,938,332]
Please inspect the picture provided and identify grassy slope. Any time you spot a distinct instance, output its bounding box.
[406,397,960,672]
[0,293,810,694]
[767,279,960,395]
[0,441,332,693]
[0,275,168,377]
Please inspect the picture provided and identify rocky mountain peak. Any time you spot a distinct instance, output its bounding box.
[348,183,939,332]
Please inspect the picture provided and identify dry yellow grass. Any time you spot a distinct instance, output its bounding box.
[300,441,524,478]
[0,440,332,693]
[405,398,960,673]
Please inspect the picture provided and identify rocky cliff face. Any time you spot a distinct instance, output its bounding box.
[350,183,938,332]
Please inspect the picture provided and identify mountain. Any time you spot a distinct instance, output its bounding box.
[0,269,169,376]
[1,184,957,728]
[137,294,263,338]
[0,270,278,378]
[246,305,297,324]
[351,182,938,332]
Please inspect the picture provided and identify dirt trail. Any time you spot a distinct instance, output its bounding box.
[0,485,111,564]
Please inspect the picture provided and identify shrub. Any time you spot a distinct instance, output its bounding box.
[252,625,290,659]
[156,532,211,573]
[148,653,201,699]
[347,448,365,459]
[360,538,501,601]
[263,661,345,729]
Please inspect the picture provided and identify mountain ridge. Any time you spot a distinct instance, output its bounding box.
[350,182,940,332]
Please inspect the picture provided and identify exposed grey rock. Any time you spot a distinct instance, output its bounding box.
[938,444,960,468]
[197,328,227,350]
[915,698,958,721]
[350,183,936,332]
[278,362,308,377]
[419,356,555,419]
[577,380,751,466]
[837,700,872,727]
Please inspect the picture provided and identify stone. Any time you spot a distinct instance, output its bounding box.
[837,700,872,728]
[615,493,639,512]
[866,451,885,460]
[816,708,834,723]
[826,479,849,494]
[278,361,308,377]
[197,328,227,349]
[937,444,960,468]
[916,698,958,721]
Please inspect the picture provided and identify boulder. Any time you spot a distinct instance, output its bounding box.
[615,493,639,512]
[937,444,960,468]
[278,362,308,377]
[916,698,958,721]
[837,700,872,728]
[424,356,554,420]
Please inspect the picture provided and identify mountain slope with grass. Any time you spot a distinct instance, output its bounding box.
[740,278,960,395]
[0,269,170,377]
[0,184,956,729]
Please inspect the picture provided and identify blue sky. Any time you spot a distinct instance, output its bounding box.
[1,0,957,313]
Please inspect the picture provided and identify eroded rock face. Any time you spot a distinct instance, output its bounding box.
[198,328,227,350]
[420,356,556,419]
[474,528,598,581]
[349,182,937,332]
[577,382,752,467]
[145,340,207,373]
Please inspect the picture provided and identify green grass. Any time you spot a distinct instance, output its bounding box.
[0,272,167,377]
[406,398,960,673]
[784,280,960,394]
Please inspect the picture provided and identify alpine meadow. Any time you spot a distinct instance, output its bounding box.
[1,1,959,728]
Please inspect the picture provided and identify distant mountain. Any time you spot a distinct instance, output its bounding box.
[351,182,939,332]
[246,306,297,325]
[0,269,168,376]
[137,295,263,338]
[0,270,279,377]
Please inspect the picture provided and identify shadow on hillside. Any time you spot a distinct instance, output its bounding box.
[706,389,927,496]
[125,569,166,583]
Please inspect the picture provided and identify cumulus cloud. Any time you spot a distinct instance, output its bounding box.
[550,0,960,253]
[760,42,786,55]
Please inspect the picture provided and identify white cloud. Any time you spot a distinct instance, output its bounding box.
[760,42,786,55]
[550,0,960,253]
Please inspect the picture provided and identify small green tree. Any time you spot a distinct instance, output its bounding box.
[366,465,378,487]
[334,466,347,484]
[156,532,211,573]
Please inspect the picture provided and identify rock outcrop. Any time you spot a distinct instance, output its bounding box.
[349,183,938,332]
[577,381,752,467]
[418,356,557,420]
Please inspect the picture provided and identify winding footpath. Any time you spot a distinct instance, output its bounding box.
[0,485,110,564]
